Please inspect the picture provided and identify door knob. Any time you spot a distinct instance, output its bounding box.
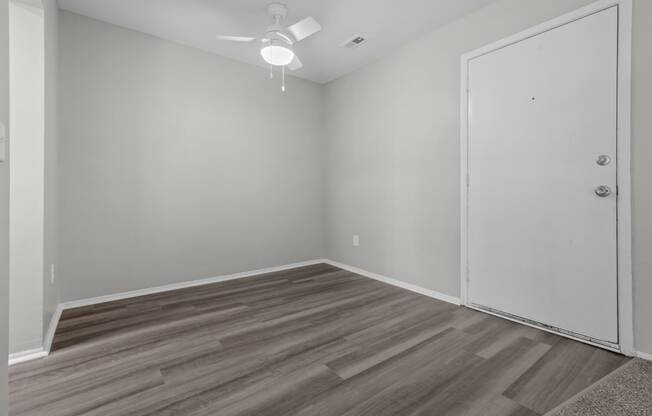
[595,185,612,198]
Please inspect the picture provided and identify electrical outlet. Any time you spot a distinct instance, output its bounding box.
[50,264,55,284]
[353,235,360,247]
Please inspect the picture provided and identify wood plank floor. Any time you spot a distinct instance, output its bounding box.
[9,264,629,416]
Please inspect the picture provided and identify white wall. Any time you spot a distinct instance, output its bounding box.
[42,0,59,343]
[58,11,325,301]
[8,0,44,354]
[324,0,652,356]
[0,0,11,411]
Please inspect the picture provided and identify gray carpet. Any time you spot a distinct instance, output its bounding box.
[546,358,652,416]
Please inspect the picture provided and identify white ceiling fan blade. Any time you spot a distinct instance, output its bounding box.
[216,35,257,42]
[288,56,303,71]
[288,17,321,42]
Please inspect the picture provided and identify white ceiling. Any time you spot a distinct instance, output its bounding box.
[57,0,495,84]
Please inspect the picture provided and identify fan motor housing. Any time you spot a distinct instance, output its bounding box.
[267,3,288,20]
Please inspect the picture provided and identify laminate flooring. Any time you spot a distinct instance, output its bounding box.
[9,264,629,416]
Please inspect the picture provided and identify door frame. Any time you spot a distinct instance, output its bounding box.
[459,0,633,355]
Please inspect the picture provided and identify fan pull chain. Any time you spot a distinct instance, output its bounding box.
[281,66,286,92]
[270,63,273,79]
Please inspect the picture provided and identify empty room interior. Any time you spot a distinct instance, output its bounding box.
[0,0,651,415]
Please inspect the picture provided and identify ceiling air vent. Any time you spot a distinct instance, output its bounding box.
[344,35,366,48]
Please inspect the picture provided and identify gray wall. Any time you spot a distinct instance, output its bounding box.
[1,0,9,413]
[324,0,652,355]
[42,0,59,342]
[58,11,325,301]
[631,0,652,358]
[7,0,58,355]
[9,0,44,354]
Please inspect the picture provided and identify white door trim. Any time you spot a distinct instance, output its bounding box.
[459,0,633,355]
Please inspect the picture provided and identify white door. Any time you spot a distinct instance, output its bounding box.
[466,7,618,344]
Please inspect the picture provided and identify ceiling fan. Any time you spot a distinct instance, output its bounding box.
[217,3,322,91]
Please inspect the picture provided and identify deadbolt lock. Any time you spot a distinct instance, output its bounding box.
[597,155,611,166]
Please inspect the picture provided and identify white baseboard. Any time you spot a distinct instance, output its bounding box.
[324,259,461,306]
[58,259,328,310]
[42,258,459,353]
[637,351,652,361]
[43,259,327,352]
[8,348,48,366]
[43,304,64,353]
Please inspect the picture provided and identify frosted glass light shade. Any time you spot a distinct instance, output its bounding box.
[261,44,294,66]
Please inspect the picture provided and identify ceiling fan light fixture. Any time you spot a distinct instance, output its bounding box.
[260,43,294,66]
